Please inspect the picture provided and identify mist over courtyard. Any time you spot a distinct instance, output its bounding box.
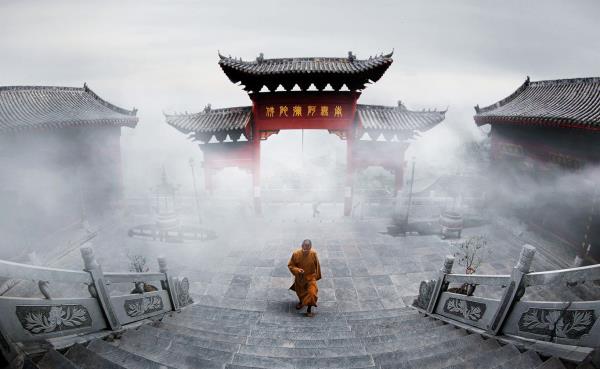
[0,2,599,368]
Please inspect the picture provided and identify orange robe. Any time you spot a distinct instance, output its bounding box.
[288,249,322,307]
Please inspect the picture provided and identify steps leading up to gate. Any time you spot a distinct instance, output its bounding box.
[30,303,593,369]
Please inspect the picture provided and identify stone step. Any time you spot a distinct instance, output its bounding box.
[259,312,348,324]
[350,318,444,337]
[494,350,543,369]
[245,336,365,349]
[365,326,467,354]
[349,314,439,329]
[253,321,352,332]
[248,327,357,340]
[118,327,235,362]
[374,333,487,367]
[22,358,42,369]
[237,343,367,358]
[186,304,263,318]
[176,308,262,322]
[346,313,428,327]
[37,349,82,369]
[157,321,248,344]
[230,353,375,369]
[138,324,241,352]
[379,337,500,369]
[88,339,176,369]
[442,343,520,369]
[343,308,418,320]
[534,357,567,369]
[64,343,125,369]
[162,314,254,332]
[114,338,224,369]
[361,323,453,346]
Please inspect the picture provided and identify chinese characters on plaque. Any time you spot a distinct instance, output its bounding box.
[264,104,343,118]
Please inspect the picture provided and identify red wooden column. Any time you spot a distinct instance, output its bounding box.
[252,125,262,215]
[344,129,355,216]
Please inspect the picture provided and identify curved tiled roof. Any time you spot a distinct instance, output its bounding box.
[356,103,446,132]
[165,102,445,138]
[474,77,600,130]
[165,106,252,134]
[219,51,393,75]
[0,84,138,134]
[218,51,393,92]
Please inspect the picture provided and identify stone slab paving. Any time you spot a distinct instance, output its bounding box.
[32,208,598,304]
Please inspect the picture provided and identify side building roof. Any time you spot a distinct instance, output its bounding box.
[165,101,445,142]
[165,106,252,134]
[0,84,138,134]
[474,77,600,130]
[218,51,393,92]
[356,103,446,132]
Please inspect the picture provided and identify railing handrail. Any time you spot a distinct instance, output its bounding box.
[524,263,600,287]
[103,272,166,284]
[0,259,92,284]
[445,273,510,286]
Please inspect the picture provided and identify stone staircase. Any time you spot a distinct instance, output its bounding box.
[31,303,587,369]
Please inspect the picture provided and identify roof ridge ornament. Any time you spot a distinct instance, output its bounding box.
[256,52,264,64]
[204,103,212,113]
[383,49,394,58]
[348,51,356,62]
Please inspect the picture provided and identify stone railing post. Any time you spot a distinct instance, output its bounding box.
[80,246,121,330]
[427,255,454,314]
[487,244,536,335]
[158,257,180,312]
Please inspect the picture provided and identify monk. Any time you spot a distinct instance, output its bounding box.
[288,239,322,317]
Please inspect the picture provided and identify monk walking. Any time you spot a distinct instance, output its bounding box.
[288,239,322,317]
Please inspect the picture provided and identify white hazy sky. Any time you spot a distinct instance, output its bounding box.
[1,0,599,192]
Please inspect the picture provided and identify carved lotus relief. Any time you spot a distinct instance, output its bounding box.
[443,297,486,322]
[16,305,91,334]
[124,295,164,317]
[518,308,596,340]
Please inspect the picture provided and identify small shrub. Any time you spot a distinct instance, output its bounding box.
[127,253,149,273]
[451,235,489,274]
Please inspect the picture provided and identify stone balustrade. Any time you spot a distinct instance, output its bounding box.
[0,247,191,367]
[415,244,600,350]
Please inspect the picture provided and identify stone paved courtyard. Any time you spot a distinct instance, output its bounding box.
[34,204,596,309]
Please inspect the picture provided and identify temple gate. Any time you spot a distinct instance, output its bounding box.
[166,51,446,215]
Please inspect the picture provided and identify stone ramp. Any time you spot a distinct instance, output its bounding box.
[29,303,584,369]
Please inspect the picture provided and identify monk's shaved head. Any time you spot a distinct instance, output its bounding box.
[302,239,312,253]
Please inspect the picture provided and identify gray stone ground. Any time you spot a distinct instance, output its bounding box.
[25,203,596,308]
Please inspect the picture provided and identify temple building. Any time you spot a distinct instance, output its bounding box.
[166,51,446,215]
[474,77,600,263]
[0,84,138,256]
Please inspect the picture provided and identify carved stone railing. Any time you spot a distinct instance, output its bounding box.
[414,244,600,352]
[0,247,192,367]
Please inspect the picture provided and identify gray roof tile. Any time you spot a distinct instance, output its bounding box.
[0,84,138,134]
[357,104,446,131]
[474,77,600,129]
[165,106,252,134]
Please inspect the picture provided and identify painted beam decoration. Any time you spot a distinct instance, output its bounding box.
[16,305,92,334]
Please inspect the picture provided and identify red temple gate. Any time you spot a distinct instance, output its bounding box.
[166,51,445,215]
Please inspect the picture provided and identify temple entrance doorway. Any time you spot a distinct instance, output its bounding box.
[260,130,346,219]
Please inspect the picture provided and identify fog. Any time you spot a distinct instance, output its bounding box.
[1,0,599,271]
